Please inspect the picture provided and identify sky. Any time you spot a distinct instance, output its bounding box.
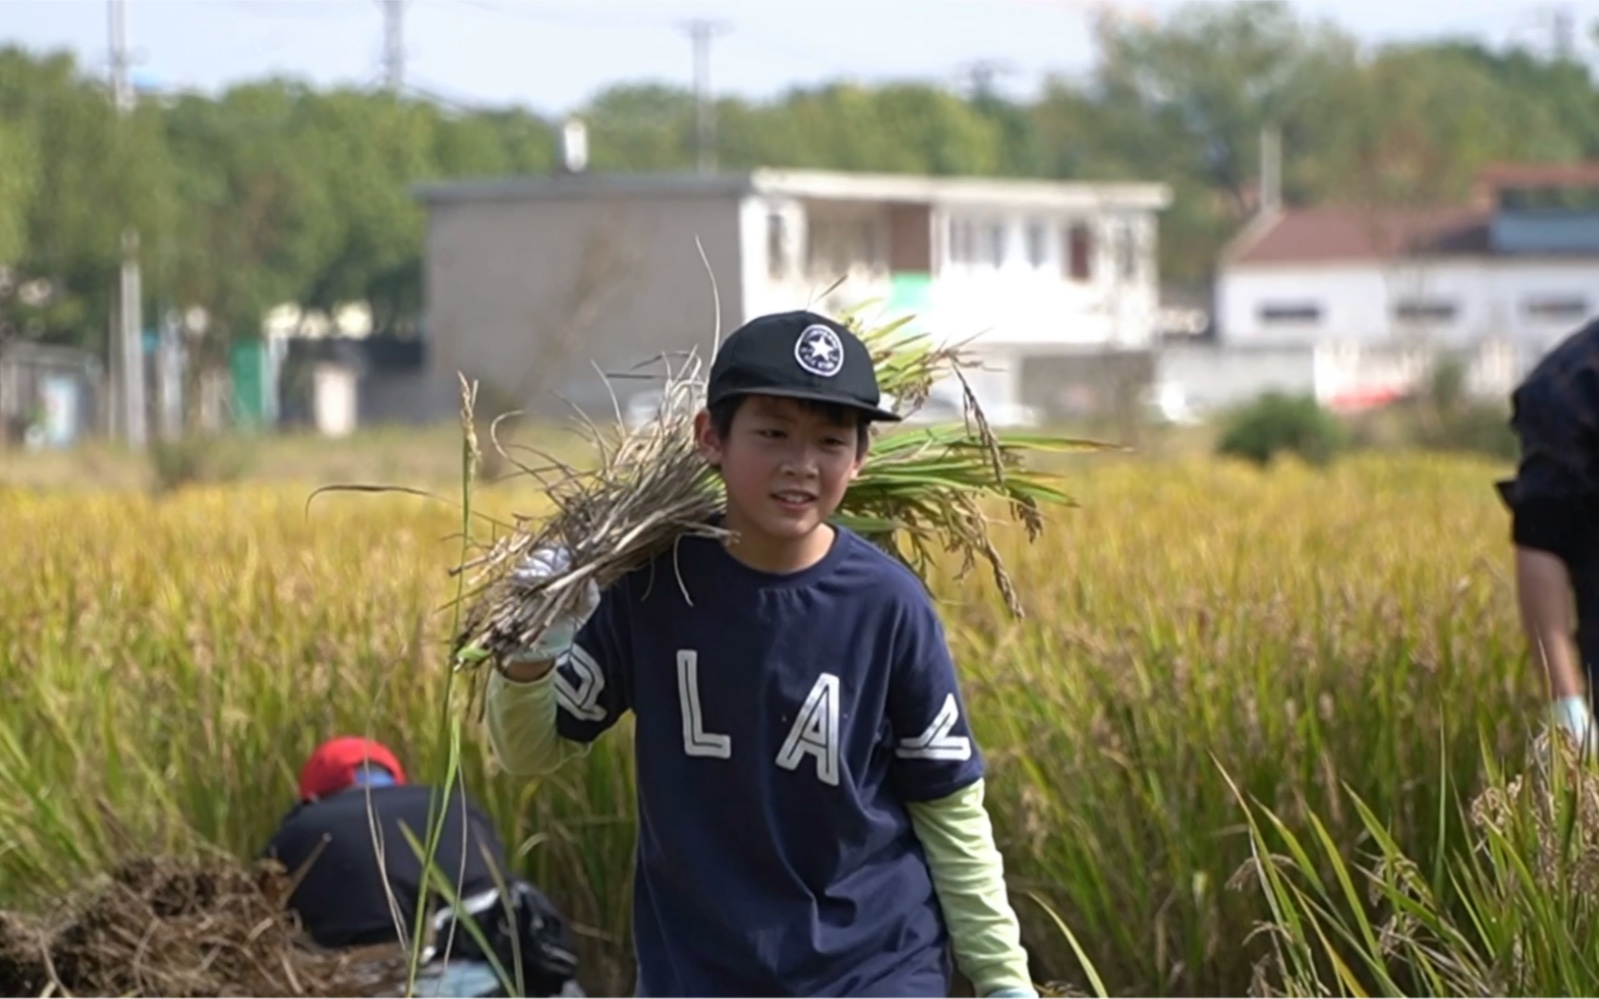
[3,0,1598,115]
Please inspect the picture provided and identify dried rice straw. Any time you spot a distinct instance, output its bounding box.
[449,307,1117,705]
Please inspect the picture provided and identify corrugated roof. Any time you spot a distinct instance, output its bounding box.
[1223,205,1492,266]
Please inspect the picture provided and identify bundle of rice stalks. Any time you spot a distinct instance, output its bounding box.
[0,855,392,998]
[449,308,1114,682]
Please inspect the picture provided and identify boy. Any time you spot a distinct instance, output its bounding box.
[1500,315,1599,752]
[484,310,1037,997]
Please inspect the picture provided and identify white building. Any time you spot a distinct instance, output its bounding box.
[1182,163,1599,413]
[413,168,1171,427]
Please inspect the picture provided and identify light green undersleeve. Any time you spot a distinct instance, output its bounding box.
[907,778,1035,997]
[484,667,589,776]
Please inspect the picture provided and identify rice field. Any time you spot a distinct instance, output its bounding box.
[0,441,1576,997]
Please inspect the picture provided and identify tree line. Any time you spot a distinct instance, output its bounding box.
[0,0,1595,361]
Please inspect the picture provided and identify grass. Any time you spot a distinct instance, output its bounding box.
[0,433,1554,997]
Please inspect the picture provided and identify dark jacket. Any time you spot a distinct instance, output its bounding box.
[264,783,509,950]
[1509,317,1599,503]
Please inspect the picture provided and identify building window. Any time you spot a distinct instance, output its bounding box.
[1258,302,1322,324]
[1523,295,1589,321]
[1393,299,1457,322]
[1025,221,1048,268]
[1063,222,1093,282]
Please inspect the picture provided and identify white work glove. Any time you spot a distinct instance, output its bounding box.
[1550,694,1595,753]
[504,546,601,664]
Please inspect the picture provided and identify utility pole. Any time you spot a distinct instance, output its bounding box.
[108,0,145,448]
[678,19,729,174]
[380,0,405,93]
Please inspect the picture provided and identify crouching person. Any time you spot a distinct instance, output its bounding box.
[263,736,582,997]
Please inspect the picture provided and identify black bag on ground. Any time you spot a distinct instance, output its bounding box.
[423,878,582,997]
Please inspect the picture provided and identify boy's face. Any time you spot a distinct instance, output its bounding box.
[695,394,866,564]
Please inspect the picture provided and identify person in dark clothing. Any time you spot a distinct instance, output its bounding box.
[1500,316,1599,752]
[264,736,581,997]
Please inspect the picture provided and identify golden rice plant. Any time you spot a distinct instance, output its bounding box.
[0,446,1553,998]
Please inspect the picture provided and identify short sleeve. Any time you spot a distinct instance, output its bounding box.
[553,583,633,744]
[886,594,986,802]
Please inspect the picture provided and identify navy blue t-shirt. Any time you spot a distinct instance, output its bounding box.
[552,525,986,997]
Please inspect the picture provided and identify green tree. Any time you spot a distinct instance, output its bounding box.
[0,116,37,269]
[1078,2,1361,285]
[162,81,334,350]
[753,83,1003,175]
[0,47,178,351]
[292,90,436,327]
[1315,44,1581,208]
[581,84,697,171]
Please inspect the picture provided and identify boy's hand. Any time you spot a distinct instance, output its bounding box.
[503,546,601,668]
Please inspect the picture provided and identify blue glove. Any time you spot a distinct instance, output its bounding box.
[987,989,1039,998]
[504,547,601,664]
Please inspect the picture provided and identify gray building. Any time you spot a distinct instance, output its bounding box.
[412,168,1171,427]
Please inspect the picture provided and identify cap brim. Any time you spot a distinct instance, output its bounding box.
[717,386,903,423]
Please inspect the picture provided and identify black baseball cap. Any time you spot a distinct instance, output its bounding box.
[706,310,902,422]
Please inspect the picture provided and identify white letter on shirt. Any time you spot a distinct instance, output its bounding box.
[555,643,608,722]
[677,650,732,758]
[895,693,972,761]
[776,673,841,786]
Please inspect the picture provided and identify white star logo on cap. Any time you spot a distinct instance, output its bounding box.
[794,324,844,378]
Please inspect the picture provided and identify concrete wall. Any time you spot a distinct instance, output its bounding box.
[1016,348,1157,425]
[1156,338,1521,416]
[423,192,746,423]
[1217,257,1599,362]
[1156,342,1318,415]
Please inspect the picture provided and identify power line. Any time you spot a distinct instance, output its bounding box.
[678,18,731,174]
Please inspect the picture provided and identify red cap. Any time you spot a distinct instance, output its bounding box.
[298,737,407,802]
